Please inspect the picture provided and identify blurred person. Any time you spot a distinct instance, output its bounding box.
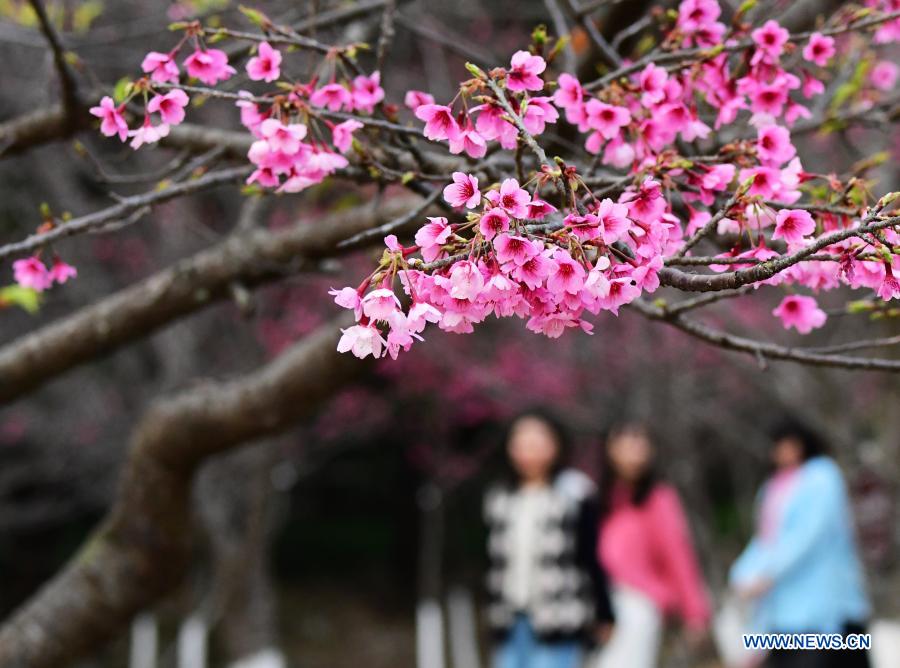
[594,421,711,668]
[729,419,871,668]
[484,409,615,668]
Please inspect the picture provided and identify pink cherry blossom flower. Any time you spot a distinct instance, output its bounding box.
[773,208,815,244]
[877,267,900,301]
[362,288,402,320]
[246,41,282,82]
[639,63,668,106]
[740,166,782,199]
[128,116,170,149]
[332,119,363,153]
[772,295,826,333]
[12,256,51,291]
[479,208,510,240]
[552,73,583,109]
[414,104,459,141]
[494,178,531,218]
[329,287,362,319]
[48,258,77,285]
[147,89,189,126]
[494,234,537,266]
[749,82,789,116]
[337,324,385,359]
[595,198,631,244]
[449,261,485,301]
[351,71,385,114]
[601,135,635,167]
[507,50,546,91]
[584,100,631,139]
[407,302,442,333]
[442,172,481,209]
[751,20,789,62]
[448,122,487,158]
[310,83,353,111]
[802,33,835,67]
[260,118,307,154]
[141,51,179,83]
[702,164,735,191]
[183,48,235,85]
[596,276,641,315]
[90,96,129,142]
[404,90,435,110]
[870,61,898,91]
[522,97,559,135]
[564,213,600,242]
[414,217,452,262]
[756,125,796,165]
[678,0,721,33]
[509,252,555,290]
[547,249,585,295]
[527,198,557,220]
[621,178,666,224]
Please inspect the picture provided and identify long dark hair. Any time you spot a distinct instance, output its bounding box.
[599,421,660,517]
[501,407,570,484]
[768,417,828,462]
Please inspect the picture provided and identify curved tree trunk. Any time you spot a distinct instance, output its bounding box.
[0,317,364,668]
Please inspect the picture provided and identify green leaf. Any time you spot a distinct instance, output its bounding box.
[0,285,41,314]
[238,5,268,27]
[113,77,133,104]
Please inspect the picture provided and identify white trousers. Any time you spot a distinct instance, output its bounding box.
[592,585,663,668]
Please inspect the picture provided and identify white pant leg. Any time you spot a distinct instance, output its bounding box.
[593,585,663,668]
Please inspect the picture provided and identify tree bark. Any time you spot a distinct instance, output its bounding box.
[0,316,366,668]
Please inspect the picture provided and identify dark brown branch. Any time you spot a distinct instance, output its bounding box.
[631,299,900,372]
[658,215,900,292]
[27,0,79,118]
[0,316,365,668]
[0,166,251,262]
[0,197,424,405]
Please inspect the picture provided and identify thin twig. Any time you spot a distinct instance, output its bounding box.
[0,166,250,261]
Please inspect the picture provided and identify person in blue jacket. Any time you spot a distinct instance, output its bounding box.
[729,419,871,668]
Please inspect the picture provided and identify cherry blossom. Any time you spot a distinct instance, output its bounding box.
[12,257,51,291]
[773,209,816,245]
[506,50,546,91]
[772,295,827,333]
[246,41,282,82]
[442,172,481,209]
[350,72,385,113]
[310,83,352,111]
[331,120,363,153]
[141,51,179,83]
[183,48,235,85]
[802,33,835,66]
[89,97,129,142]
[147,89,189,126]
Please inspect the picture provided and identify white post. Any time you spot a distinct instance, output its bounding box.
[416,598,446,668]
[129,613,158,668]
[177,614,208,668]
[447,587,480,668]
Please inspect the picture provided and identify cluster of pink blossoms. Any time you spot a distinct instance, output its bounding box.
[12,256,77,292]
[91,29,385,193]
[331,0,900,358]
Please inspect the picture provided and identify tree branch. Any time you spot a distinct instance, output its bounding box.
[0,197,425,404]
[631,299,900,372]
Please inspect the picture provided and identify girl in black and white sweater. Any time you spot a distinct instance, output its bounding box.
[484,409,614,668]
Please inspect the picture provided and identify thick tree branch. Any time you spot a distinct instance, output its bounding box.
[0,197,425,404]
[0,316,366,668]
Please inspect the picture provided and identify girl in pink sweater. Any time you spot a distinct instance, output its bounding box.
[593,422,711,668]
